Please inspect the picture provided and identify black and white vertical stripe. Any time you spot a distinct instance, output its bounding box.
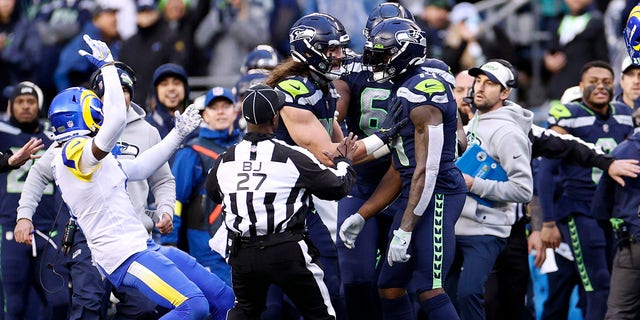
[206,134,355,237]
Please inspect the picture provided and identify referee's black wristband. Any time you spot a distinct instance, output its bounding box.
[334,156,352,166]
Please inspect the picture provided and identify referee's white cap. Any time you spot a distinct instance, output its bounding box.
[242,84,286,125]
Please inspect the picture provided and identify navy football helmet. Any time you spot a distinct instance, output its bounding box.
[289,13,351,80]
[363,17,426,82]
[241,45,281,74]
[364,2,414,39]
[89,61,136,98]
[49,87,104,143]
[233,72,269,101]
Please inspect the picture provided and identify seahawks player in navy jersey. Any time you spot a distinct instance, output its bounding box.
[539,60,635,320]
[334,4,458,319]
[0,82,70,319]
[266,12,408,319]
[354,17,466,319]
[334,2,455,319]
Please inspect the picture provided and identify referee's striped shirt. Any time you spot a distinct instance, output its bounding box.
[206,132,356,238]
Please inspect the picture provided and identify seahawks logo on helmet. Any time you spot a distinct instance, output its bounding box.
[396,29,425,46]
[290,26,316,42]
[120,73,134,88]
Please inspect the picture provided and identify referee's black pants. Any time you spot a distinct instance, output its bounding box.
[227,233,335,320]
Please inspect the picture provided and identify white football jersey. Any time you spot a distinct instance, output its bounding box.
[52,137,149,274]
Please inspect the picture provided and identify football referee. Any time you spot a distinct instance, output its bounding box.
[205,84,358,320]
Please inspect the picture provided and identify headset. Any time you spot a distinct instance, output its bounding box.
[490,58,518,89]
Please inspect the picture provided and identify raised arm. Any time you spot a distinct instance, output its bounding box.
[120,105,201,181]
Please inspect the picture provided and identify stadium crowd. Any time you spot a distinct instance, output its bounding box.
[1,0,640,319]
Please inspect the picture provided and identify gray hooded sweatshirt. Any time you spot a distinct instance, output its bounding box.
[455,100,534,238]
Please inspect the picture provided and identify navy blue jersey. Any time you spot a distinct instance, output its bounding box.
[548,101,634,210]
[0,122,62,229]
[341,60,394,191]
[274,76,338,146]
[594,131,640,236]
[391,68,466,195]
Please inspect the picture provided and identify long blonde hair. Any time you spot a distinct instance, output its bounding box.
[266,58,310,88]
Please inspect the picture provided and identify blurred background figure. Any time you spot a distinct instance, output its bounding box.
[53,2,121,91]
[120,0,185,106]
[543,0,608,100]
[442,2,516,75]
[195,0,272,80]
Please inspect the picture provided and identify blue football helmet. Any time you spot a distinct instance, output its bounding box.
[49,87,104,143]
[241,45,281,75]
[624,5,640,65]
[233,72,269,101]
[363,17,426,82]
[289,13,351,80]
[363,2,414,39]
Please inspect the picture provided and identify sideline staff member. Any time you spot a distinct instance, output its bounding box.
[205,84,357,320]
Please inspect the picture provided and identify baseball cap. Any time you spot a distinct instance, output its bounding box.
[137,0,157,11]
[469,61,515,88]
[91,1,119,15]
[242,84,286,125]
[621,56,640,74]
[204,87,235,108]
[560,86,582,104]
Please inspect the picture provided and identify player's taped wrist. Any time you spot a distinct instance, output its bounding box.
[361,135,385,155]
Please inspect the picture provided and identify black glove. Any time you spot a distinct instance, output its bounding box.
[374,98,408,143]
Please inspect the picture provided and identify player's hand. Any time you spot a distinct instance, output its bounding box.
[156,213,173,234]
[608,159,640,187]
[78,34,114,68]
[8,138,43,167]
[541,221,561,249]
[388,228,412,266]
[14,218,34,245]
[528,230,546,268]
[174,104,202,138]
[339,213,365,249]
[374,98,408,144]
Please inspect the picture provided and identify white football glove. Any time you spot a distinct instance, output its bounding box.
[339,213,365,249]
[78,34,114,68]
[388,229,412,266]
[174,104,202,138]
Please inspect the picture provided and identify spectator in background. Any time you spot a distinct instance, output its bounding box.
[145,63,190,140]
[543,0,608,100]
[269,0,301,57]
[415,0,451,60]
[442,2,516,75]
[159,0,209,76]
[169,86,242,286]
[120,0,184,106]
[0,0,29,112]
[617,56,640,109]
[54,3,121,91]
[31,0,94,109]
[453,70,475,126]
[194,0,272,80]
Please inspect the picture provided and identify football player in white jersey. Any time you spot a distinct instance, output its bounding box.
[47,35,215,319]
